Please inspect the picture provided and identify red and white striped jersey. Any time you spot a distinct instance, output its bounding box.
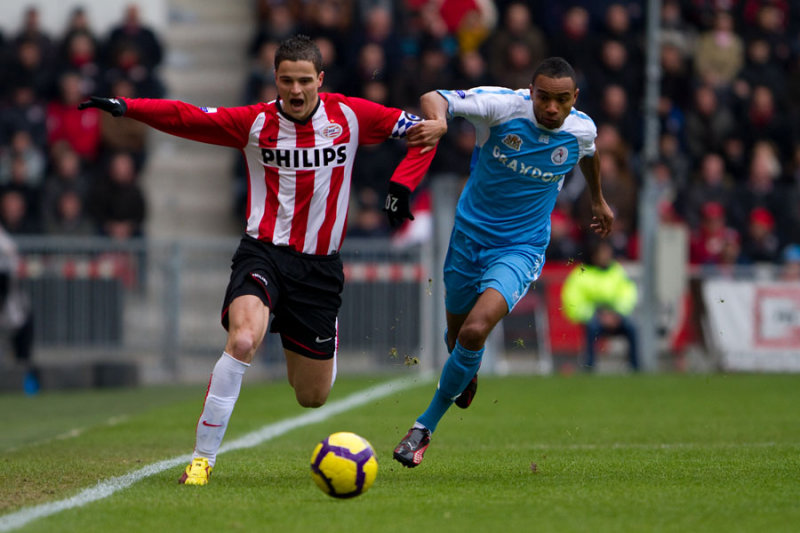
[123,94,435,255]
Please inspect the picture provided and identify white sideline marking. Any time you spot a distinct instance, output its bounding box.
[0,376,426,532]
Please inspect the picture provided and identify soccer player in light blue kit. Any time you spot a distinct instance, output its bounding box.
[394,57,614,467]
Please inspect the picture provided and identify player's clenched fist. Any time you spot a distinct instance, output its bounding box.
[78,96,128,117]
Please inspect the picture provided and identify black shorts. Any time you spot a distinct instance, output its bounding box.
[221,236,344,359]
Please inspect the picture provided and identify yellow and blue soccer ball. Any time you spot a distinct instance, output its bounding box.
[310,432,378,498]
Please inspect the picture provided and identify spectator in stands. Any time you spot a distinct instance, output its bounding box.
[60,6,99,54]
[346,43,388,98]
[451,49,493,89]
[493,38,537,90]
[0,85,48,149]
[89,151,146,240]
[0,129,45,189]
[592,84,640,146]
[102,40,165,98]
[46,71,101,162]
[0,222,37,394]
[684,84,736,163]
[741,206,781,263]
[0,189,40,235]
[41,147,91,227]
[105,4,164,71]
[314,36,345,93]
[741,84,794,160]
[561,239,639,372]
[728,140,789,235]
[659,39,693,112]
[743,1,792,66]
[689,201,740,265]
[587,39,642,110]
[721,133,749,178]
[733,37,787,104]
[60,30,101,97]
[42,189,96,236]
[249,2,298,58]
[454,1,496,54]
[693,11,744,89]
[683,153,735,228]
[12,7,54,68]
[485,2,547,87]
[244,40,279,103]
[4,38,52,101]
[549,6,594,71]
[1,155,41,223]
[299,0,352,64]
[660,0,697,57]
[347,5,402,73]
[394,44,453,108]
[658,131,690,188]
[600,3,642,60]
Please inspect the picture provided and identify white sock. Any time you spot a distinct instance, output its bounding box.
[330,318,338,387]
[193,352,249,467]
[330,351,338,387]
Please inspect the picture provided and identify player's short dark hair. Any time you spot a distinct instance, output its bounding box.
[531,57,577,87]
[274,34,323,73]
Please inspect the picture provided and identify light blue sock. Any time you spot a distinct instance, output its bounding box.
[417,340,483,432]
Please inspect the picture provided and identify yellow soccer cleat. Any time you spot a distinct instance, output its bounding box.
[179,457,212,485]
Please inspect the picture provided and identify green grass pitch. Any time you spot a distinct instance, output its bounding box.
[1,373,799,532]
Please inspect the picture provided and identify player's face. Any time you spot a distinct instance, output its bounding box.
[530,75,578,130]
[275,60,324,121]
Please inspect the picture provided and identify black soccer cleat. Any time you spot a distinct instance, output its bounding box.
[454,373,478,409]
[393,426,431,468]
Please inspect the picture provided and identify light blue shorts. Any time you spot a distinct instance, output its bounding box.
[443,228,545,315]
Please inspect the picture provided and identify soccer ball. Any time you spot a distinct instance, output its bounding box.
[310,432,378,498]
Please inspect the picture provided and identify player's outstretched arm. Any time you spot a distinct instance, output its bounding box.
[78,96,127,117]
[579,152,614,238]
[406,91,448,154]
[79,96,251,148]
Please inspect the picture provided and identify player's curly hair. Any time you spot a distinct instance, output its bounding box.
[531,57,576,86]
[275,34,323,73]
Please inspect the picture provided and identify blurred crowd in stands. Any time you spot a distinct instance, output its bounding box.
[240,0,800,273]
[0,4,157,241]
[2,0,800,275]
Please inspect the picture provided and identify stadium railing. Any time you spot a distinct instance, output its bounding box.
[7,235,437,386]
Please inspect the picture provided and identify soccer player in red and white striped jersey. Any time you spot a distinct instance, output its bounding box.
[80,35,436,485]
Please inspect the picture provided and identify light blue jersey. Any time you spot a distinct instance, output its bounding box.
[439,87,597,248]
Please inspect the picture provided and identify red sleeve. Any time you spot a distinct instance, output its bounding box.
[390,145,437,191]
[346,96,402,144]
[121,98,256,148]
[345,96,437,191]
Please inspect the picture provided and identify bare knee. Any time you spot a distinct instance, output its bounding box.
[227,329,258,362]
[295,387,329,408]
[457,320,491,350]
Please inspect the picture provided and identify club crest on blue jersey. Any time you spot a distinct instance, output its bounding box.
[551,146,569,165]
[502,134,523,151]
[320,122,343,139]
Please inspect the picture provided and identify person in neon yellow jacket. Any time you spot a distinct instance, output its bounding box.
[561,240,639,371]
